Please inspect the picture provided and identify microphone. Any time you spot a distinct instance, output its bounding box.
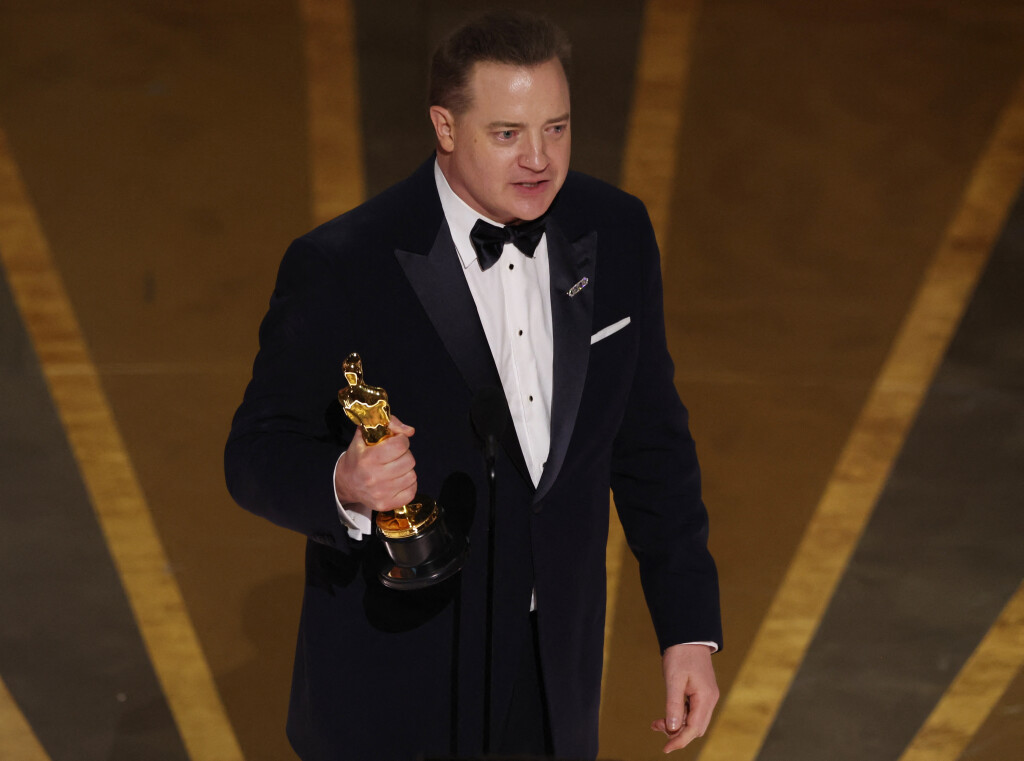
[471,386,507,464]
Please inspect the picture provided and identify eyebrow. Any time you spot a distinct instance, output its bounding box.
[485,113,571,130]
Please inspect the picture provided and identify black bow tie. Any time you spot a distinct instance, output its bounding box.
[469,216,547,270]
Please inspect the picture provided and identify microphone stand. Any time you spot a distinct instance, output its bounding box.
[470,386,506,756]
[482,430,498,755]
[449,572,462,756]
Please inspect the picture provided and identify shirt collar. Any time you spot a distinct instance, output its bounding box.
[434,159,506,270]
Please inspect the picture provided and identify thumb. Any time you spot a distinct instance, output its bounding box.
[664,674,688,733]
[388,414,415,437]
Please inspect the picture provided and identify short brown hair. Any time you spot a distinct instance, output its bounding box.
[429,10,572,115]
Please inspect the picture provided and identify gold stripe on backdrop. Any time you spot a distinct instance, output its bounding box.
[0,127,244,761]
[605,0,703,699]
[620,0,701,250]
[697,72,1024,761]
[0,676,52,761]
[898,581,1024,761]
[300,0,366,225]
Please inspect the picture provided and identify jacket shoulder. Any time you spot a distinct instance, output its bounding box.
[554,171,650,236]
[298,157,442,261]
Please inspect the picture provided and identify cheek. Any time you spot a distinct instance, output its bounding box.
[556,139,571,164]
[472,146,500,176]
[487,155,513,180]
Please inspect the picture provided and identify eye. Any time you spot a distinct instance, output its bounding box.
[496,129,516,140]
[549,123,567,135]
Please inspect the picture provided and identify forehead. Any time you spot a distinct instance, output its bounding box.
[462,58,570,117]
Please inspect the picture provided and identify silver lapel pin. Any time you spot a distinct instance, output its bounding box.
[567,277,589,297]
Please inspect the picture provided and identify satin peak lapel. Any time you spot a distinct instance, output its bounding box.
[535,225,597,504]
[395,223,531,486]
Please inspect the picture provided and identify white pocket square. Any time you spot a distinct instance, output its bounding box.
[590,316,631,345]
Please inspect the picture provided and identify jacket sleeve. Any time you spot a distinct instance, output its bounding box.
[224,235,358,552]
[609,204,722,652]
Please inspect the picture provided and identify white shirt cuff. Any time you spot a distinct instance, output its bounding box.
[333,453,373,541]
[682,641,719,653]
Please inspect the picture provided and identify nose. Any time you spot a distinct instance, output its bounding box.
[518,132,548,171]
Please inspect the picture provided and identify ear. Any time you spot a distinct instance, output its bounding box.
[429,106,456,153]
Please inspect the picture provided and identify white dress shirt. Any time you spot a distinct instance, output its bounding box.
[433,161,554,487]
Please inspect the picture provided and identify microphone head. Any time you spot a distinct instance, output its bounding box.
[471,386,508,443]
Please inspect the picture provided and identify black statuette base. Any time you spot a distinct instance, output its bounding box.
[376,502,468,590]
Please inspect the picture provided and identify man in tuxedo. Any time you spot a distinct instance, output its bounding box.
[226,11,721,760]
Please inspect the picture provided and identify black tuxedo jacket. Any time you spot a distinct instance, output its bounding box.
[225,157,721,760]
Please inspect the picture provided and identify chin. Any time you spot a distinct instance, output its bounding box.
[511,196,556,222]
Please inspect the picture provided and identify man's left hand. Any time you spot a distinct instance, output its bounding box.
[650,643,719,753]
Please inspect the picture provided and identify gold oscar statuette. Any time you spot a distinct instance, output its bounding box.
[338,353,468,589]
